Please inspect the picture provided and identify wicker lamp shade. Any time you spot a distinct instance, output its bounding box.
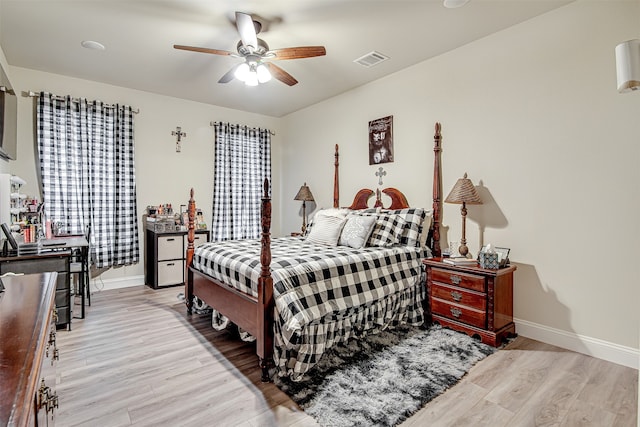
[445,173,482,257]
[445,173,482,204]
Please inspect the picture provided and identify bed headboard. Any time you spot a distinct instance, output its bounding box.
[332,122,443,256]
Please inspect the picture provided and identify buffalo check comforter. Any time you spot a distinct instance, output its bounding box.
[192,236,429,380]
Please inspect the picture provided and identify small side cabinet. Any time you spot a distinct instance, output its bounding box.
[145,228,209,289]
[424,258,517,347]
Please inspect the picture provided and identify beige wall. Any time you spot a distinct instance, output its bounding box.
[281,1,640,351]
[5,66,281,282]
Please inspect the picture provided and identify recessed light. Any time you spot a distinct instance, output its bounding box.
[81,40,106,50]
[443,0,470,8]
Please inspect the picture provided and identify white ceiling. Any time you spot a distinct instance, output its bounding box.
[0,0,571,117]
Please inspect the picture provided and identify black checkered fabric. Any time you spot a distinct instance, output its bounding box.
[192,236,430,379]
[366,212,407,247]
[37,92,139,268]
[211,123,271,241]
[381,207,428,247]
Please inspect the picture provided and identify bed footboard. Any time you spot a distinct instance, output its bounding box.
[185,179,274,382]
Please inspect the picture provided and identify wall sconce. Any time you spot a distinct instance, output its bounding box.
[445,173,482,257]
[294,182,315,234]
[615,39,640,93]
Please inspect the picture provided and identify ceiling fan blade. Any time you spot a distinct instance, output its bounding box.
[218,65,239,84]
[266,63,298,86]
[270,46,327,60]
[174,45,235,56]
[235,12,258,51]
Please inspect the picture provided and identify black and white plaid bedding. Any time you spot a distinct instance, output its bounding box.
[192,237,430,380]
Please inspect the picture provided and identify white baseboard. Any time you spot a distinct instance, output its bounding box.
[515,318,639,370]
[88,274,145,291]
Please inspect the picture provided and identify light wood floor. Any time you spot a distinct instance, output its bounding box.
[56,286,638,426]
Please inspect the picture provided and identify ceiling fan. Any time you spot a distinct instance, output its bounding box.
[174,11,326,87]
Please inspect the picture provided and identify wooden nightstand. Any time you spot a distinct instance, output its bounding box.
[423,258,517,347]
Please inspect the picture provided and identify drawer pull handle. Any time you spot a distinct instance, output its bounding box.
[450,291,462,302]
[450,307,462,318]
[166,263,175,266]
[450,275,461,285]
[167,238,175,241]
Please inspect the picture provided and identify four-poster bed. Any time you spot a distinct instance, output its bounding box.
[185,122,444,382]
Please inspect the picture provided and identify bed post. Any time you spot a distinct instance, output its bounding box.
[432,123,442,257]
[185,188,196,314]
[257,178,274,382]
[333,144,339,208]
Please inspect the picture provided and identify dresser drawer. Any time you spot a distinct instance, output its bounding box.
[430,268,485,292]
[430,282,486,311]
[157,260,184,286]
[1,257,67,274]
[157,235,183,260]
[431,297,486,329]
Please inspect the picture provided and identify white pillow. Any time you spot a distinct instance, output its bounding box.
[305,214,347,246]
[339,214,377,249]
[306,208,351,236]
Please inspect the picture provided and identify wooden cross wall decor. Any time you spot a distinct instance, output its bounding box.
[172,127,187,152]
[375,167,387,185]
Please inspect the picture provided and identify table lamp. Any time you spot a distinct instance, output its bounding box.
[444,173,482,257]
[294,182,315,234]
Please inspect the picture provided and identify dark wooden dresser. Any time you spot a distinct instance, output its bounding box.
[424,258,517,346]
[0,273,59,426]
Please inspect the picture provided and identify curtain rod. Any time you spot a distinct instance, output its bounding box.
[25,91,140,114]
[210,121,275,135]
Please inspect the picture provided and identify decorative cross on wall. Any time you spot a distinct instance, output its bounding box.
[172,126,187,152]
[375,167,387,186]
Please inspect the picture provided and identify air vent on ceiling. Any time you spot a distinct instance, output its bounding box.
[353,51,389,68]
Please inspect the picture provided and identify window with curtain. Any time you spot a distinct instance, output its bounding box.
[212,122,271,241]
[37,92,139,268]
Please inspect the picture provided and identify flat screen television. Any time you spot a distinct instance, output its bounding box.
[0,63,17,161]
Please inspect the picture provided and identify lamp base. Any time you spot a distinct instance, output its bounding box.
[458,244,469,257]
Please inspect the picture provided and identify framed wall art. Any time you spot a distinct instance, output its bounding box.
[368,115,393,165]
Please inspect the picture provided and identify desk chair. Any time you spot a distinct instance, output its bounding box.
[70,225,91,318]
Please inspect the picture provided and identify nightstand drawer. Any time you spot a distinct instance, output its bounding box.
[431,268,485,292]
[431,298,486,329]
[430,282,486,311]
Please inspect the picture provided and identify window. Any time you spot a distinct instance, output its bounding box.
[211,122,271,241]
[37,92,139,268]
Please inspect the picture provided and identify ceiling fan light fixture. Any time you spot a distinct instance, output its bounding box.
[244,71,259,86]
[234,62,250,82]
[256,64,272,83]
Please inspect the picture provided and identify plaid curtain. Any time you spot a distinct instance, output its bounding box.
[212,123,271,241]
[37,92,139,268]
